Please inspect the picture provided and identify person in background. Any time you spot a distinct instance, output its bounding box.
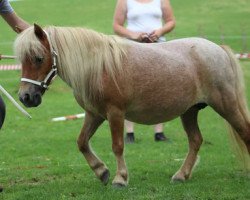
[0,0,30,192]
[113,0,175,143]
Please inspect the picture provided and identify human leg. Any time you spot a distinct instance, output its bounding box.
[125,120,135,143]
[0,96,6,129]
[154,123,168,141]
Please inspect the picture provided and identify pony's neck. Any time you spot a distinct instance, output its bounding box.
[45,26,126,103]
[46,27,85,87]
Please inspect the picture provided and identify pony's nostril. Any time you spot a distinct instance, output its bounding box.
[33,93,42,105]
[19,93,31,106]
[23,93,30,102]
[19,94,29,103]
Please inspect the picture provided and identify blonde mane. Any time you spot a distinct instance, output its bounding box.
[14,26,127,102]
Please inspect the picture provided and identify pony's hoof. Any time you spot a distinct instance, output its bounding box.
[112,173,128,187]
[171,173,186,183]
[171,177,185,184]
[112,182,127,188]
[100,169,110,185]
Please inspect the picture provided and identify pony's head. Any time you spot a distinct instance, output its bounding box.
[14,24,57,107]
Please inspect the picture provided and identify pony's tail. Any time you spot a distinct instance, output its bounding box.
[221,45,250,172]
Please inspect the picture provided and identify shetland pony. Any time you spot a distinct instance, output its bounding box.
[14,24,250,187]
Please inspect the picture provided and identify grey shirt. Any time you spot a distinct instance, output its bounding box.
[0,0,14,14]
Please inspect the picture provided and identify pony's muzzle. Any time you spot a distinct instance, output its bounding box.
[19,91,42,107]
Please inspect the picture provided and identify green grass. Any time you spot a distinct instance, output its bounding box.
[0,0,249,56]
[1,69,250,199]
[0,0,250,199]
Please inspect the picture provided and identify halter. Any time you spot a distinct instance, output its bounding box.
[21,30,58,89]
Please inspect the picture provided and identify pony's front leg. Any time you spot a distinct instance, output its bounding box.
[77,111,110,185]
[107,106,128,187]
[172,106,203,182]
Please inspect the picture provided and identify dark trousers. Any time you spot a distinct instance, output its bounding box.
[0,95,6,129]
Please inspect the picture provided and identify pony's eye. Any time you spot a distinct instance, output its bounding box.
[34,56,44,64]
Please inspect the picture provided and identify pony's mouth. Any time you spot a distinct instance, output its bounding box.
[19,92,42,107]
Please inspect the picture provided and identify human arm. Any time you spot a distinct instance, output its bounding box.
[149,0,176,42]
[0,0,30,33]
[113,0,148,42]
[1,12,30,33]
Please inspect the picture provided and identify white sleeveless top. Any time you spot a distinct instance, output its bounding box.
[126,0,166,42]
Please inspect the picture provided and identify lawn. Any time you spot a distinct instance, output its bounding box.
[1,0,250,55]
[0,0,250,199]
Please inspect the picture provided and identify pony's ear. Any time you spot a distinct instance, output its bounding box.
[34,23,46,40]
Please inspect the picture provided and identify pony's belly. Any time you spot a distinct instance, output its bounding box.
[124,96,193,124]
[125,109,182,125]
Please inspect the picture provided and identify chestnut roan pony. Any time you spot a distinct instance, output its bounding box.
[15,24,250,187]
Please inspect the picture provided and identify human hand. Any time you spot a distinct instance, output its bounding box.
[130,32,149,42]
[141,35,154,43]
[149,29,162,42]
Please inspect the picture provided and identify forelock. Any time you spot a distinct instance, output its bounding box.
[14,26,46,63]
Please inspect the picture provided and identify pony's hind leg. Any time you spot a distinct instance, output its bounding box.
[223,109,250,154]
[211,95,250,155]
[209,87,250,170]
[217,45,250,162]
[77,111,110,185]
[107,106,128,187]
[172,105,203,182]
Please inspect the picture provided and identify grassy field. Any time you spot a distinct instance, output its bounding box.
[1,0,250,55]
[0,0,250,199]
